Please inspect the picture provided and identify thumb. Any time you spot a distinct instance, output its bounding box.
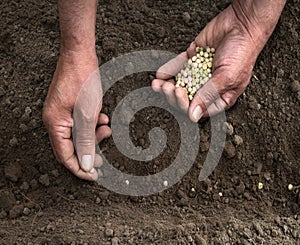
[188,76,226,122]
[73,69,102,172]
[74,119,97,172]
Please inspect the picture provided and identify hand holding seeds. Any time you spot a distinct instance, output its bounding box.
[152,0,286,122]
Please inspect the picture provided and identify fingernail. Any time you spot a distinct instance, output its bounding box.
[89,168,95,174]
[81,155,92,171]
[191,106,203,122]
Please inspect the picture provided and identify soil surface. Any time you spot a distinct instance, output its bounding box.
[0,0,299,244]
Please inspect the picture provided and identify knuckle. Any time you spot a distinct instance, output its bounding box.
[162,82,174,91]
[195,88,217,106]
[151,79,161,89]
[222,93,237,108]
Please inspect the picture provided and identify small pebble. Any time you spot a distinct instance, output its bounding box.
[105,228,114,237]
[23,207,30,216]
[233,135,243,146]
[182,12,191,23]
[96,197,101,204]
[187,235,193,243]
[9,137,18,147]
[223,122,234,135]
[263,172,271,181]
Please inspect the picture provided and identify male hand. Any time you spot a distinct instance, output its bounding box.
[43,50,112,181]
[152,1,284,122]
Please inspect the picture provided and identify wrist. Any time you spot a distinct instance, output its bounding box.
[59,45,98,66]
[60,37,96,54]
[232,0,286,52]
[56,47,99,88]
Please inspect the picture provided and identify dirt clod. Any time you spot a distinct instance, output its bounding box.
[4,163,22,182]
[39,174,50,187]
[291,80,300,92]
[182,12,191,24]
[9,137,18,147]
[233,135,243,146]
[9,204,24,219]
[224,141,236,158]
[20,181,29,191]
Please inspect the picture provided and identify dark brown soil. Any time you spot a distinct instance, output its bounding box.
[0,0,299,244]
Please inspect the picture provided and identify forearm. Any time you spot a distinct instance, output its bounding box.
[232,0,286,51]
[58,0,98,53]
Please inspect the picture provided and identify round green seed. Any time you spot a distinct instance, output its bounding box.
[175,46,215,100]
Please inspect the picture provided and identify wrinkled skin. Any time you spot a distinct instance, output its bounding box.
[152,3,280,122]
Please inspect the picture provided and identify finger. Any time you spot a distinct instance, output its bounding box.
[151,79,164,93]
[221,90,239,108]
[201,97,228,118]
[73,70,102,172]
[188,78,221,122]
[97,113,109,125]
[48,127,98,181]
[64,154,98,181]
[156,52,188,80]
[96,125,112,143]
[94,154,103,168]
[175,87,189,113]
[187,41,199,58]
[161,79,177,108]
[73,116,97,172]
